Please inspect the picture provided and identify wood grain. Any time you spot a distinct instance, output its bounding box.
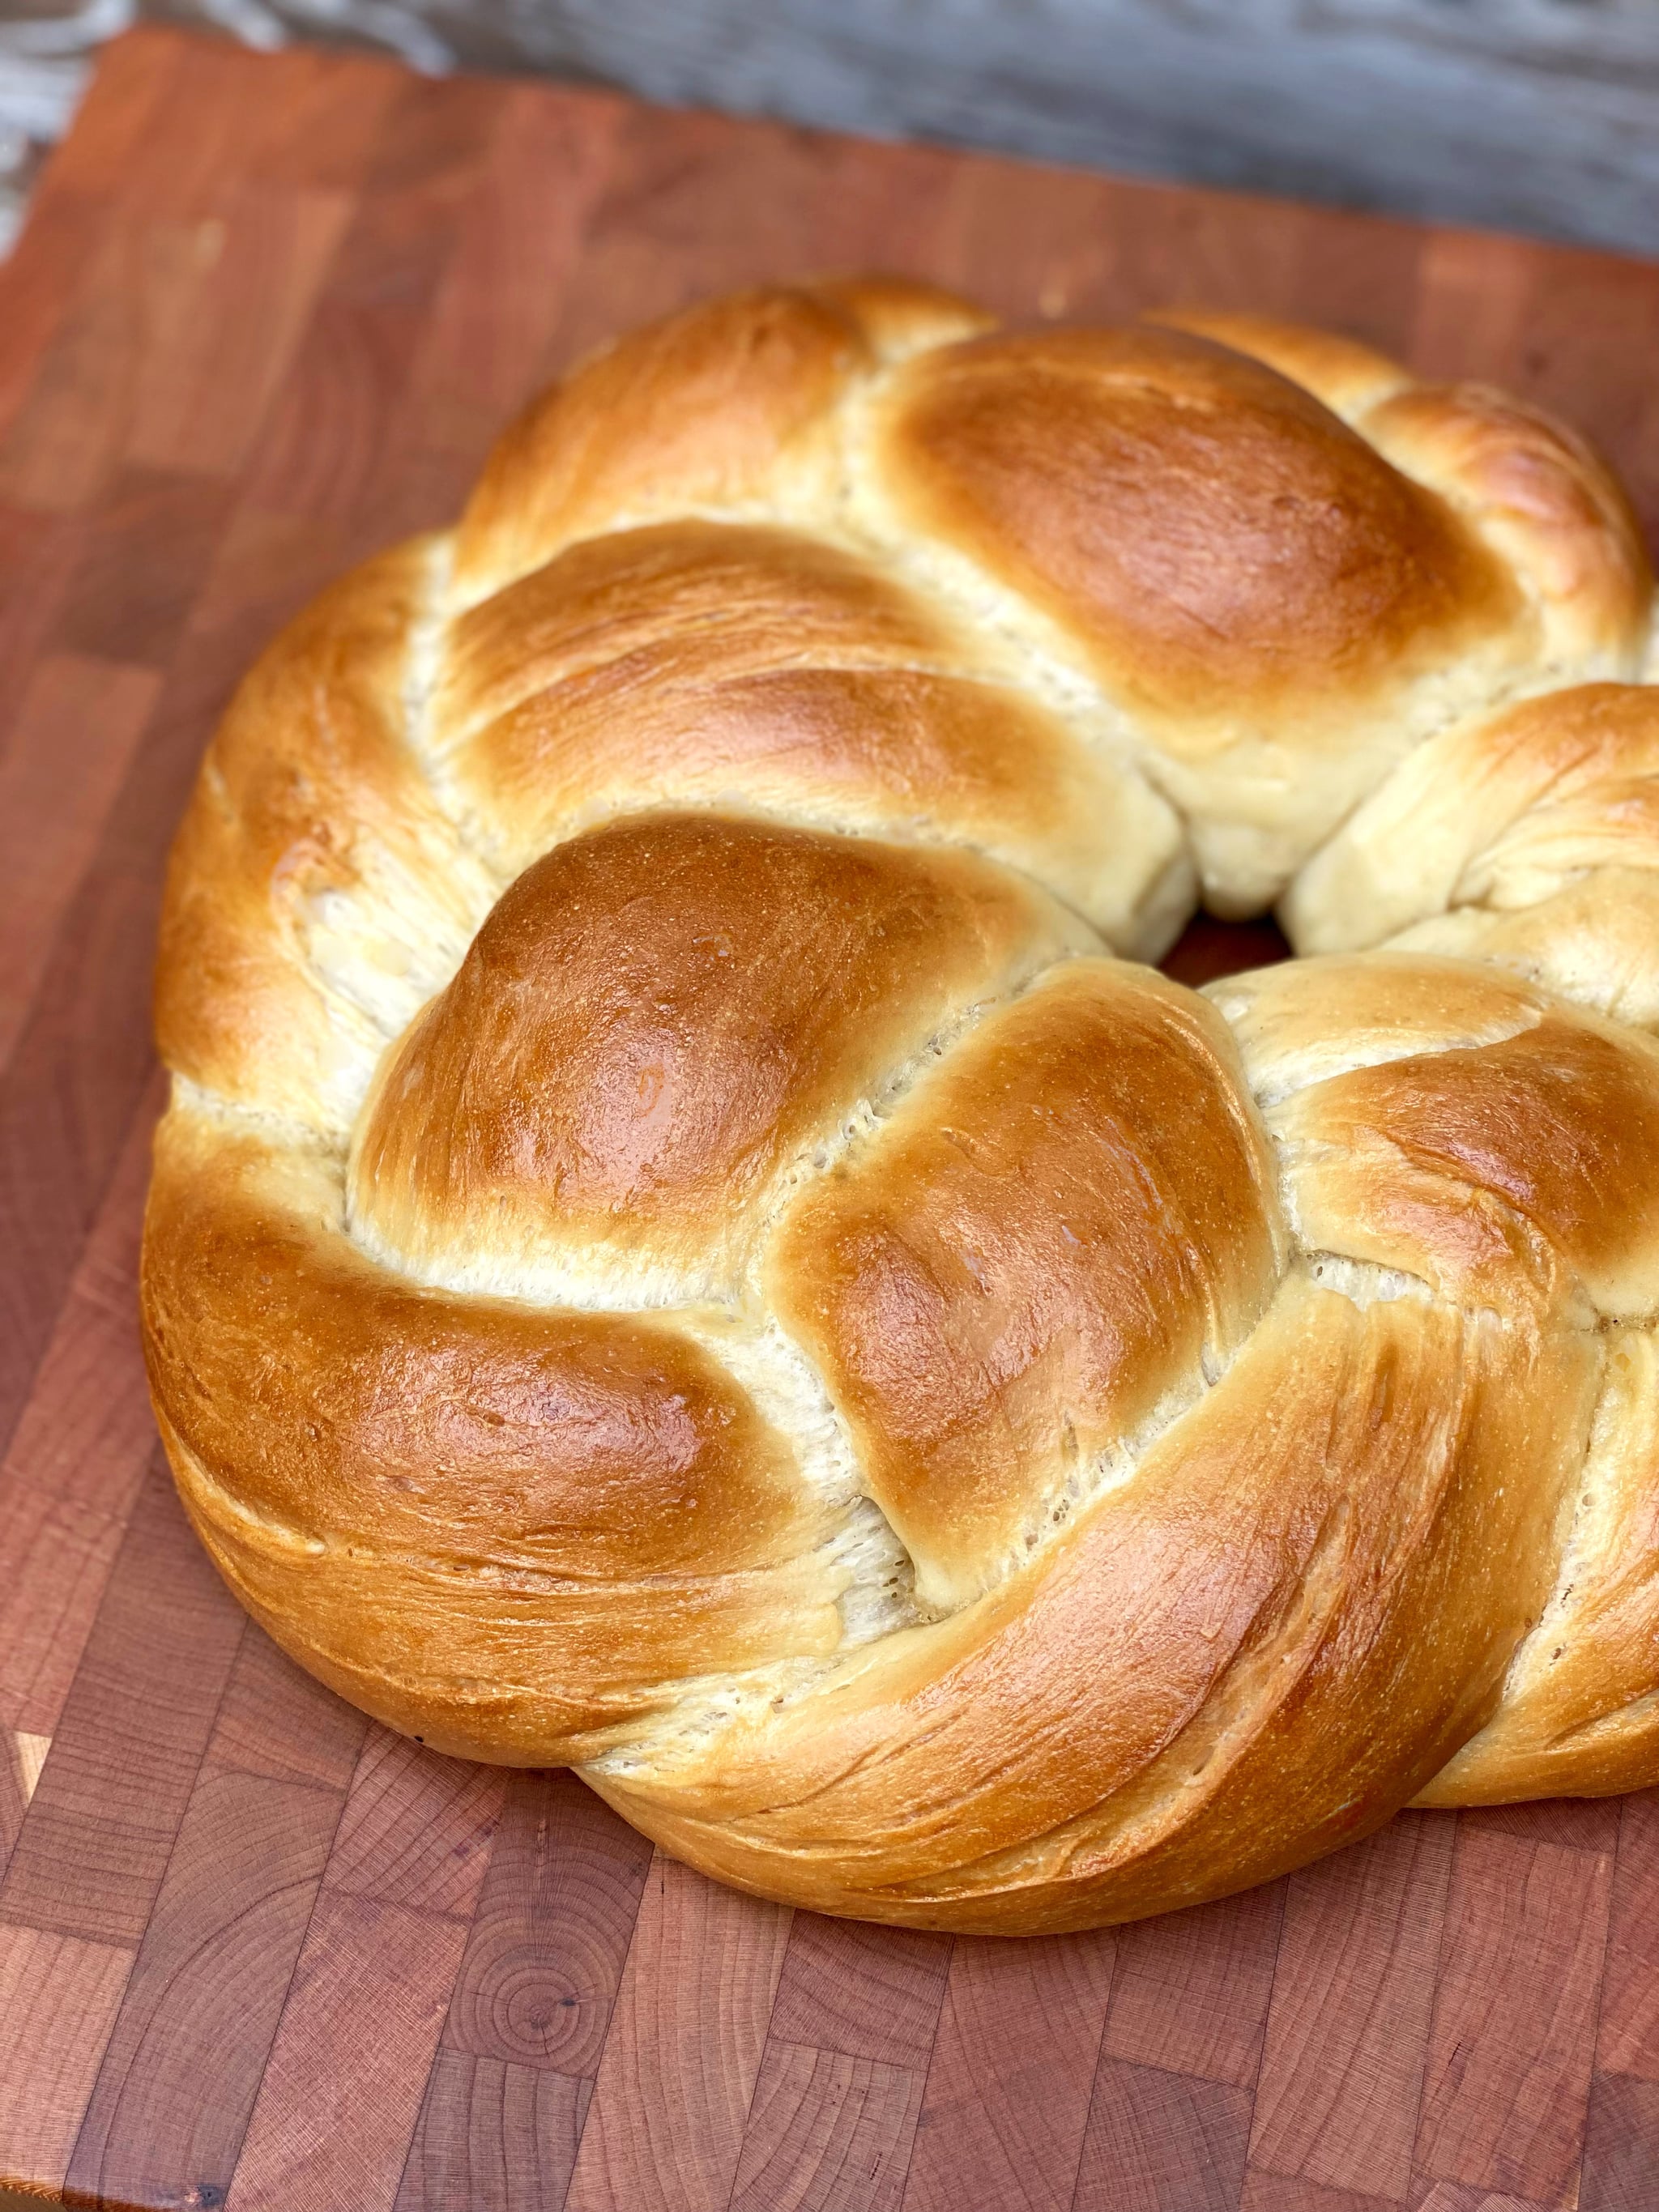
[54,467,235,667]
[0,1924,133,2192]
[1240,2178,1402,2212]
[564,1856,791,2212]
[0,1461,245,1947]
[242,75,505,534]
[24,0,1659,255]
[441,1768,651,2079]
[65,1762,345,2210]
[1101,1881,1282,2090]
[901,1932,1116,2211]
[215,1732,509,2210]
[736,1915,949,2212]
[395,2050,592,2212]
[1251,1815,1457,2201]
[0,504,83,741]
[1580,2069,1659,2212]
[1414,1829,1615,2206]
[322,1731,504,1920]
[1411,2189,1555,2212]
[390,0,1659,259]
[1,25,1658,2207]
[62,1631,365,2208]
[771,1916,953,2073]
[1074,2061,1252,2212]
[0,1072,168,1747]
[729,2042,927,2212]
[225,1890,479,2212]
[0,655,160,1071]
[1595,1792,1659,2085]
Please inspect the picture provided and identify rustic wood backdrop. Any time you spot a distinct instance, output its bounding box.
[4,23,1659,2212]
[296,0,1659,250]
[8,1,1659,259]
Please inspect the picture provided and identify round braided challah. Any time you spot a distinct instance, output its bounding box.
[142,279,1659,1933]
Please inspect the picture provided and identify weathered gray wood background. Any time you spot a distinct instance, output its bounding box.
[5,2,1659,251]
[365,0,1659,253]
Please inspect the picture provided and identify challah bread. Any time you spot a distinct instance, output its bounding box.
[143,279,1659,1932]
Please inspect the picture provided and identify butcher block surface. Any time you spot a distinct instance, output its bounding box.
[2,26,1659,2210]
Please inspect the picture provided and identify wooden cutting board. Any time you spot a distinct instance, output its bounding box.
[2,25,1658,2210]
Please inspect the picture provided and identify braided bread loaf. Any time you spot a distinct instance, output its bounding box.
[143,279,1659,1933]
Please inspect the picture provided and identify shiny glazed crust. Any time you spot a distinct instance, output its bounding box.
[143,281,1659,1932]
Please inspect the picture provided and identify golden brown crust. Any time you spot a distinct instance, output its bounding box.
[453,279,992,608]
[143,1104,859,1766]
[154,536,496,1133]
[594,1278,1596,1929]
[767,962,1283,1609]
[349,811,1094,1306]
[144,279,1659,1930]
[441,518,956,744]
[1157,312,1653,666]
[1286,684,1659,1032]
[1141,309,1413,421]
[1247,972,1659,1321]
[1362,383,1653,662]
[1415,1323,1659,1805]
[877,324,1521,731]
[432,518,1188,948]
[864,318,1630,914]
